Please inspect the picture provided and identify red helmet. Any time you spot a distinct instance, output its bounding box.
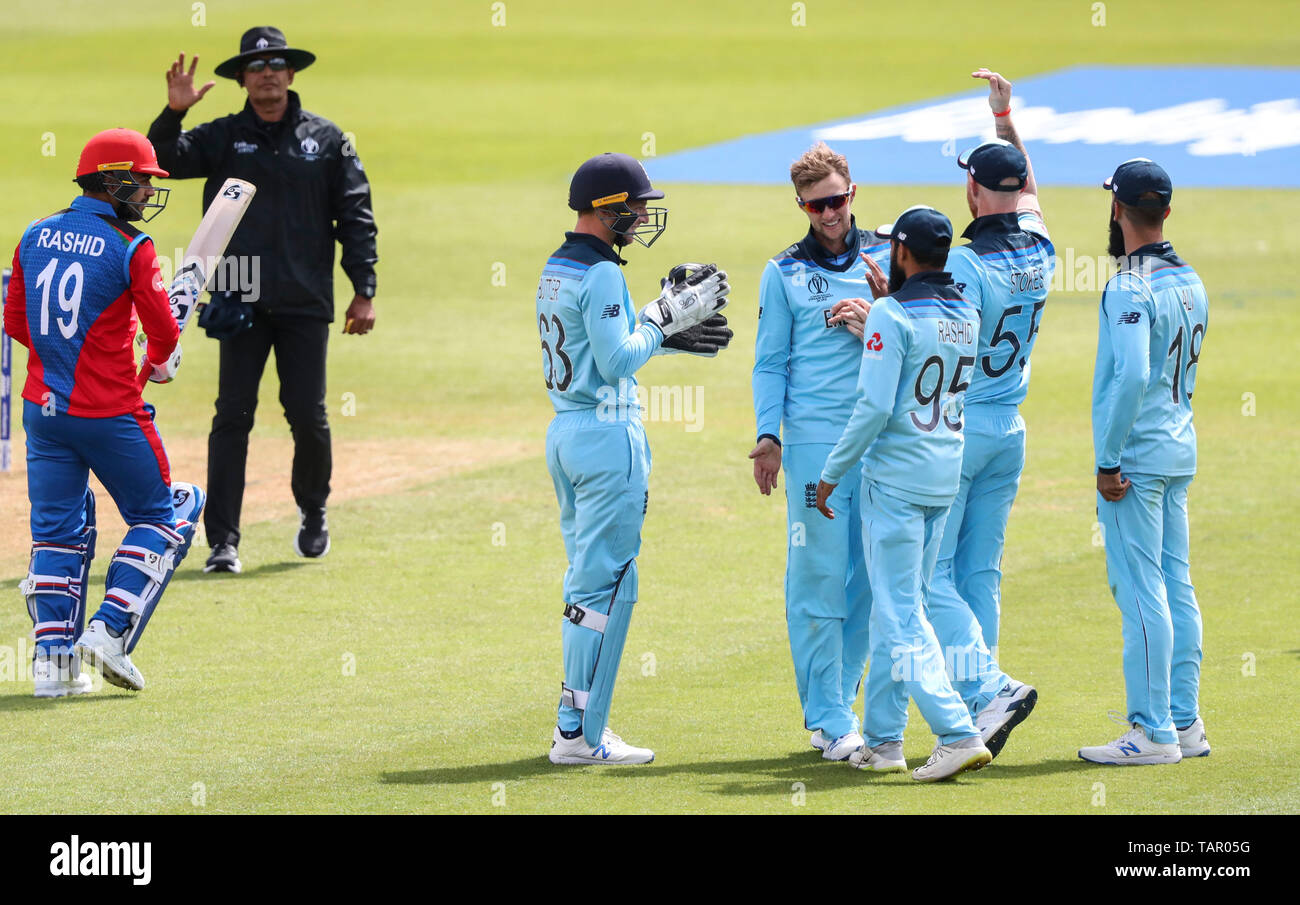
[76,129,169,179]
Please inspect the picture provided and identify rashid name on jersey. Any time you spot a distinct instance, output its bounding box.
[535,232,662,416]
[3,196,177,417]
[754,221,891,445]
[1092,241,1208,477]
[821,271,980,506]
[946,210,1054,407]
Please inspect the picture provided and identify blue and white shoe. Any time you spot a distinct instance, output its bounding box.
[1078,722,1181,766]
[810,730,829,752]
[549,726,654,765]
[975,681,1037,759]
[823,730,865,761]
[1177,718,1211,758]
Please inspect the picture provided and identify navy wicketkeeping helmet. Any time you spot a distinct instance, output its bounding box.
[569,152,668,248]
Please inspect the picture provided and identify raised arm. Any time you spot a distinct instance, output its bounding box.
[972,68,1041,216]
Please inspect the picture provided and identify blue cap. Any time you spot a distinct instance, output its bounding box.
[958,139,1027,192]
[1103,158,1173,208]
[875,205,953,258]
[568,152,664,211]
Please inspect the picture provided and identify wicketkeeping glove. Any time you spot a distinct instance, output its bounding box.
[638,262,730,338]
[660,313,733,357]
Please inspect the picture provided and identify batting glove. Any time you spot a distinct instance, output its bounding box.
[141,343,182,384]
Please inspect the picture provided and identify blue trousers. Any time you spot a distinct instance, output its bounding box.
[931,405,1025,652]
[860,479,979,747]
[783,444,871,739]
[546,410,650,734]
[23,401,175,652]
[928,406,1022,714]
[1097,473,1201,745]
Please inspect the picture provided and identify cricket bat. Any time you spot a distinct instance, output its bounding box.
[138,177,256,387]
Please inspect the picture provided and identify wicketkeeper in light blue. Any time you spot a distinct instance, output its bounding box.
[539,153,733,766]
[1079,158,1210,767]
[816,205,993,782]
[750,142,891,762]
[925,70,1052,757]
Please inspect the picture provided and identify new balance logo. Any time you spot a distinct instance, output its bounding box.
[1116,740,1142,756]
[1117,311,1142,325]
[601,304,621,319]
[593,745,611,760]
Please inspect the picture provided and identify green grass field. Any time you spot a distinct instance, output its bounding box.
[1,0,1297,814]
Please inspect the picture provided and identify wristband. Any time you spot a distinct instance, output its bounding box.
[1097,465,1121,475]
[757,433,781,449]
[993,109,1012,118]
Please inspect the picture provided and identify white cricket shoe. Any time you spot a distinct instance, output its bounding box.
[1078,724,1181,766]
[849,740,907,773]
[548,726,655,765]
[823,730,865,761]
[912,737,992,782]
[975,681,1038,759]
[1177,718,1211,758]
[810,730,829,752]
[32,653,96,699]
[75,620,144,691]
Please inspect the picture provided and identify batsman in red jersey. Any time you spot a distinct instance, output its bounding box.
[3,128,206,697]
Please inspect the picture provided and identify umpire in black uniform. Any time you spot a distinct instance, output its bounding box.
[148,27,377,574]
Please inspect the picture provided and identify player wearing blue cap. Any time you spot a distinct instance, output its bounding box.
[1079,158,1210,766]
[541,153,732,765]
[817,205,993,782]
[751,142,890,762]
[925,69,1054,758]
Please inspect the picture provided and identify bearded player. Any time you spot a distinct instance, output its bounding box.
[3,129,205,696]
[539,153,731,764]
[750,142,890,761]
[1079,158,1210,766]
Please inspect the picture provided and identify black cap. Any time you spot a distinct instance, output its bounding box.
[215,27,316,79]
[568,153,664,211]
[958,139,1027,192]
[1103,158,1173,208]
[875,205,953,258]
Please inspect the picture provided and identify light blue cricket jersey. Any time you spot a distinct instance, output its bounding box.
[535,232,663,415]
[1092,241,1208,477]
[946,211,1055,408]
[753,219,892,445]
[822,271,981,507]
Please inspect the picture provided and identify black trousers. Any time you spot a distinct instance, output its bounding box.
[205,309,331,547]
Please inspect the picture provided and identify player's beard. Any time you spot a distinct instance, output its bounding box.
[888,245,906,294]
[1107,213,1126,261]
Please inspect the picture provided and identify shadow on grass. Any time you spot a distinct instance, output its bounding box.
[381,751,1090,793]
[0,691,130,712]
[170,560,309,582]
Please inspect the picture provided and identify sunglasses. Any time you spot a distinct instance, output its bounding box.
[244,57,288,74]
[796,190,852,214]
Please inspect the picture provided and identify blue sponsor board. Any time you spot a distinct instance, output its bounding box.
[647,67,1300,188]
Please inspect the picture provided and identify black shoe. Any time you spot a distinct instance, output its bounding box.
[294,508,330,558]
[204,543,242,574]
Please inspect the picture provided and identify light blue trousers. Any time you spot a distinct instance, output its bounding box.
[931,405,1025,652]
[860,480,979,747]
[1097,472,1201,745]
[546,411,650,734]
[928,406,1022,714]
[783,444,872,739]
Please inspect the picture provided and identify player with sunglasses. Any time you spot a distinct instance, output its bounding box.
[750,142,890,762]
